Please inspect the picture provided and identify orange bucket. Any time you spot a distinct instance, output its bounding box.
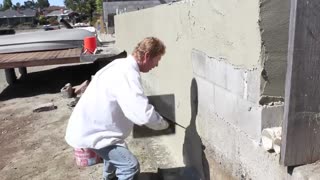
[83,36,97,54]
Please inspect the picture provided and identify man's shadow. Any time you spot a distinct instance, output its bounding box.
[131,78,210,180]
[182,78,210,180]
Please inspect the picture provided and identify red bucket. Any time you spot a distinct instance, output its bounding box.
[74,148,101,167]
[83,36,97,54]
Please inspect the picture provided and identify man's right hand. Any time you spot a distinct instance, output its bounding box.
[145,116,169,130]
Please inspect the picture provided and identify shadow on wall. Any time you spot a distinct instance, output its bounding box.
[183,78,210,180]
[133,79,210,180]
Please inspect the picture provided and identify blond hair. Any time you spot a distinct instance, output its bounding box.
[132,37,166,60]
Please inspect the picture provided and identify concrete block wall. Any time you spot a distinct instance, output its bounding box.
[192,49,263,140]
[193,49,287,179]
[114,0,288,179]
[192,49,284,141]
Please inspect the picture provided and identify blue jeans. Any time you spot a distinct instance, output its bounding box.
[92,145,140,180]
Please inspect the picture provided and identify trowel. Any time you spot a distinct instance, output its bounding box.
[161,113,186,130]
[147,94,187,130]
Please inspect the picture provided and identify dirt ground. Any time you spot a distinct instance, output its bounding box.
[0,64,175,180]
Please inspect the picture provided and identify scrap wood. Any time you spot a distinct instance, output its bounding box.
[261,127,282,153]
[60,83,73,98]
[33,102,57,112]
[72,80,90,95]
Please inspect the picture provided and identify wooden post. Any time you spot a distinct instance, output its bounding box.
[18,67,27,76]
[4,68,17,85]
[281,0,320,166]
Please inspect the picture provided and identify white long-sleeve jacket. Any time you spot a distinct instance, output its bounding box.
[65,55,168,149]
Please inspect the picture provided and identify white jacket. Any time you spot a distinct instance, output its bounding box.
[65,55,168,149]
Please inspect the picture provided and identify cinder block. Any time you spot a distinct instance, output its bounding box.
[199,113,238,160]
[199,112,287,180]
[246,69,262,103]
[226,65,245,98]
[214,85,238,125]
[214,85,262,140]
[194,49,261,104]
[193,49,247,97]
[236,97,262,140]
[205,57,227,89]
[261,104,284,130]
[200,113,242,177]
[195,76,214,120]
[191,49,206,78]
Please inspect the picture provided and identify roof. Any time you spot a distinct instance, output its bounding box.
[103,1,162,14]
[46,10,73,17]
[44,6,67,12]
[0,9,37,18]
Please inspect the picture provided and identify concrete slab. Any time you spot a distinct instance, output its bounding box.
[261,104,284,130]
[291,161,320,180]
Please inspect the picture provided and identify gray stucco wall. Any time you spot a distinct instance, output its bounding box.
[115,0,261,161]
[260,0,290,97]
[115,0,289,179]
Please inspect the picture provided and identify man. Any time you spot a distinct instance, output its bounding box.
[65,37,169,180]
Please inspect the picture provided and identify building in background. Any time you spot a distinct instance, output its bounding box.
[0,9,37,27]
[46,9,77,22]
[43,6,67,15]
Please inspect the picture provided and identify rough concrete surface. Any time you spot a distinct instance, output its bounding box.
[261,104,284,130]
[0,64,182,180]
[260,0,290,97]
[197,111,288,180]
[291,161,320,180]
